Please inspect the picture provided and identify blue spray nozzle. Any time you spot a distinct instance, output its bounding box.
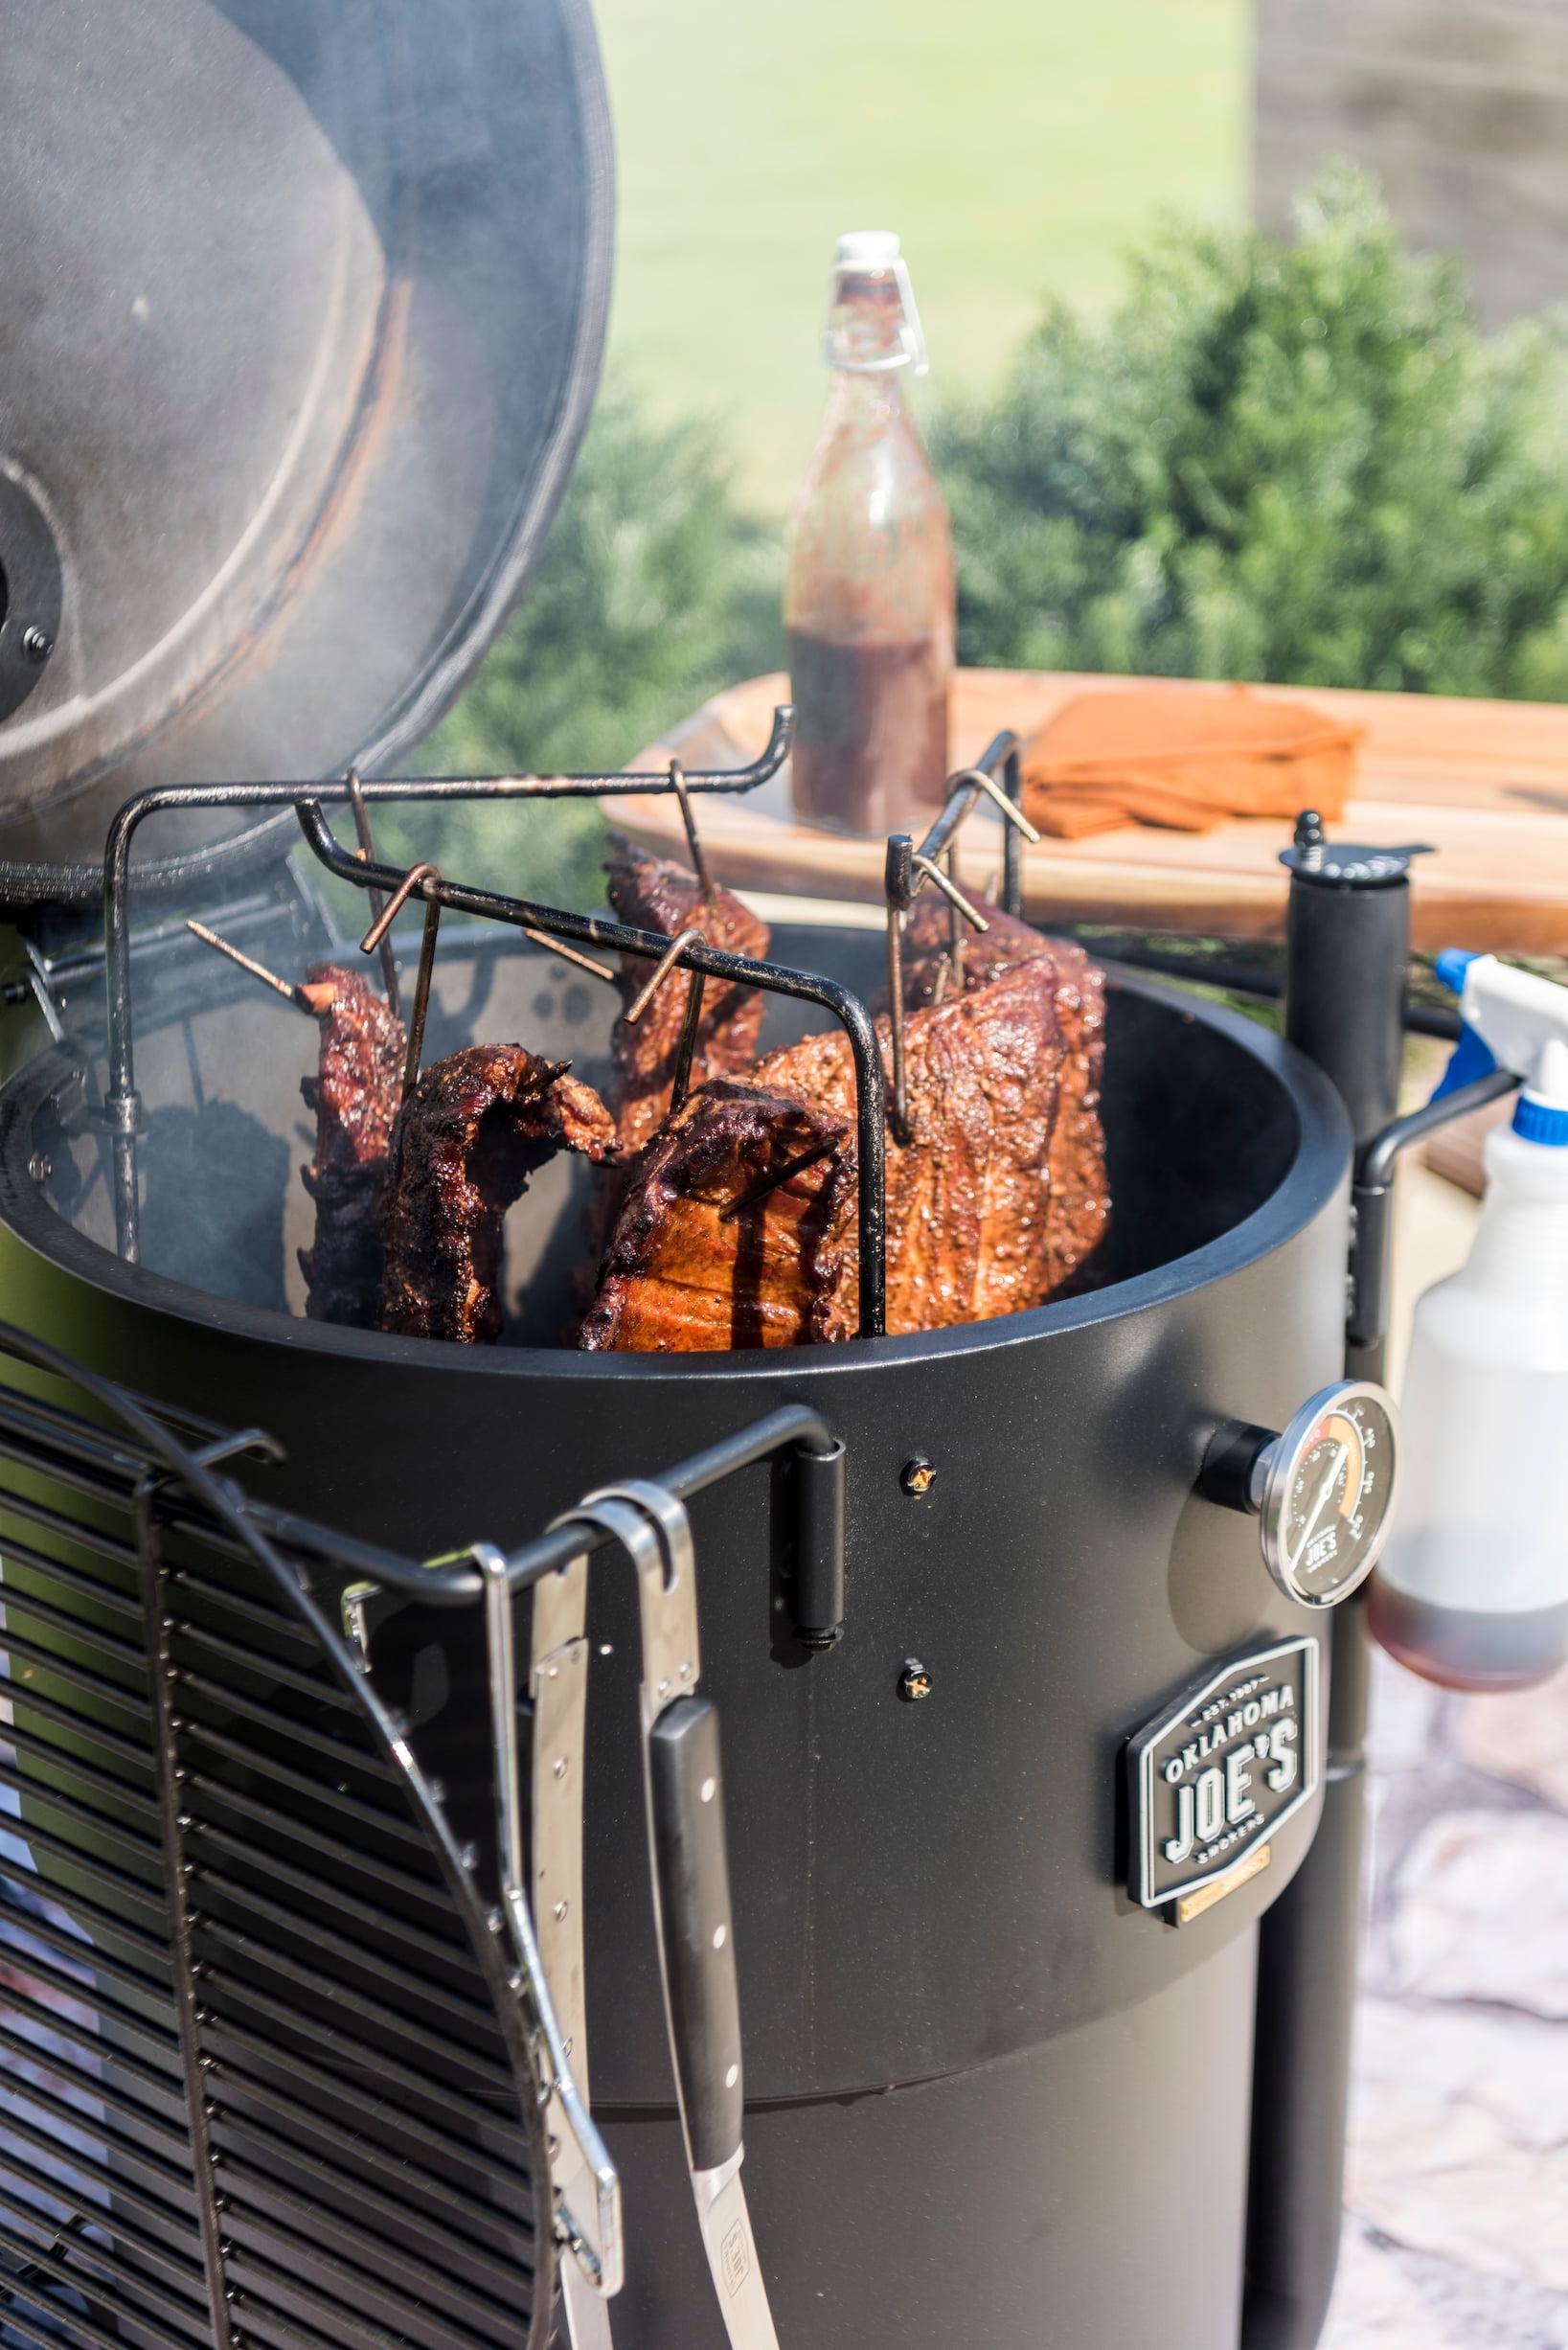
[1431,1021,1497,1104]
[1434,947,1481,997]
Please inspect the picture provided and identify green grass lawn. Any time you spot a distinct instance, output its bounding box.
[595,0,1250,510]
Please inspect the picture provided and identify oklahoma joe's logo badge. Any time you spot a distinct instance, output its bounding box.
[1126,1635,1320,1911]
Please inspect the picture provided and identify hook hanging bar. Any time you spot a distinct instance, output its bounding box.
[623,925,707,1026]
[360,860,443,1103]
[521,928,617,984]
[668,760,715,902]
[879,752,1039,1146]
[347,767,402,1017]
[95,703,901,1331]
[184,920,312,1014]
[622,924,709,1116]
[718,1129,847,1223]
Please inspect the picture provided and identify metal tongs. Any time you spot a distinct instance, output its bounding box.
[570,1481,783,2350]
[477,1545,623,2336]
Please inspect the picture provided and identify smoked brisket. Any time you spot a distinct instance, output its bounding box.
[605,843,770,1152]
[579,1080,854,1352]
[297,965,406,1329]
[898,895,1110,1295]
[382,1045,618,1344]
[754,952,1104,1331]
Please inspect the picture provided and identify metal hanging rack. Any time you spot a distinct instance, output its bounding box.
[99,709,1043,1340]
[97,708,898,1331]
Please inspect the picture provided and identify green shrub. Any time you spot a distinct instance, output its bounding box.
[935,170,1568,698]
[392,387,784,909]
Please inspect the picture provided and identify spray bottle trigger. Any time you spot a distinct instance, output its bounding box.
[1431,1021,1497,1104]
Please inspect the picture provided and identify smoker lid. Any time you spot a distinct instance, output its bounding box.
[0,0,614,912]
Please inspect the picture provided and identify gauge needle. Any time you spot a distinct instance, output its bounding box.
[1289,1443,1349,1580]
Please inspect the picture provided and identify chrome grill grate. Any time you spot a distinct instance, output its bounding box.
[0,1336,544,2350]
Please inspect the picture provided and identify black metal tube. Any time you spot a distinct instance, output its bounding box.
[1284,873,1410,1154]
[1243,850,1413,2350]
[788,1437,847,1649]
[294,801,888,1337]
[1239,1762,1366,2350]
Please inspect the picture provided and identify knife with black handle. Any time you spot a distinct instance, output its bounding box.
[584,1480,782,2350]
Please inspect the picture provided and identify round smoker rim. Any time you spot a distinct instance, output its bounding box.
[0,970,1352,1382]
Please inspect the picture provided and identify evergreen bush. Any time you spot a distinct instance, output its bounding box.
[935,171,1568,698]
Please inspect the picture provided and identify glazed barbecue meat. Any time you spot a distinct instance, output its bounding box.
[297,965,406,1329]
[900,889,1067,1005]
[754,950,1105,1332]
[382,1045,618,1344]
[579,1081,854,1352]
[898,894,1109,1295]
[606,843,771,1152]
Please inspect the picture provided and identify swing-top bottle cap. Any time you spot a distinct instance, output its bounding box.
[825,232,929,374]
[834,230,902,270]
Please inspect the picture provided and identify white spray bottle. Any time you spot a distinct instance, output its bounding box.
[1368,949,1568,1691]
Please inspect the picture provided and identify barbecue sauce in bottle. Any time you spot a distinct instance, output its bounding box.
[785,232,954,833]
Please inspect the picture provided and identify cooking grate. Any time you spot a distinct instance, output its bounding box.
[0,1329,549,2350]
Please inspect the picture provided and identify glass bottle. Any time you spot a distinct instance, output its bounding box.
[785,231,955,834]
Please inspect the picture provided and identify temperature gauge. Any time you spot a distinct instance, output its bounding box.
[1201,1380,1401,1608]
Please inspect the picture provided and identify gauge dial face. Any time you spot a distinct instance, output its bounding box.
[1262,1382,1399,1607]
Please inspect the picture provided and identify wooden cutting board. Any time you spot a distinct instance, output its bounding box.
[618,668,1568,954]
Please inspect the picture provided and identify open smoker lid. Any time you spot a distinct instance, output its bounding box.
[0,0,613,912]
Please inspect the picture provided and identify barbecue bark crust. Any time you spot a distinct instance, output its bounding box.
[296,964,407,1330]
[605,842,771,1152]
[579,1079,855,1353]
[382,1044,618,1344]
[755,950,1106,1334]
[899,896,1111,1296]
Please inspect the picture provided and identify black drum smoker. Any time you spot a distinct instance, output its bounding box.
[0,10,1527,2350]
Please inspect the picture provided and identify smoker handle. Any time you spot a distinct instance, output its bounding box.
[648,1696,744,2175]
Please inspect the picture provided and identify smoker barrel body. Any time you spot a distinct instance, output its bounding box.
[0,930,1352,2349]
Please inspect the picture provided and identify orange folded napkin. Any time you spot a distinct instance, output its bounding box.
[1019,685,1363,840]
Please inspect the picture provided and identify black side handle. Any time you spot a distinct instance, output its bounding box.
[648,1696,743,2174]
[791,1437,846,1649]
